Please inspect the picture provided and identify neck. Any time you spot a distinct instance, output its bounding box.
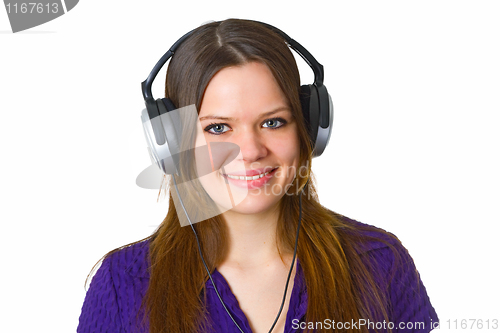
[219,205,289,269]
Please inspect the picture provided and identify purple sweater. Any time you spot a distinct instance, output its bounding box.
[77,219,438,332]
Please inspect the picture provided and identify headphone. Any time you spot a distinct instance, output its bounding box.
[140,20,333,176]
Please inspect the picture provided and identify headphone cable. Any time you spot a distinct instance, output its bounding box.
[267,183,303,333]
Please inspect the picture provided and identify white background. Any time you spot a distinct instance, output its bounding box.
[1,1,499,332]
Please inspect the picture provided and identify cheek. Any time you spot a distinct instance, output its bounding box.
[269,133,301,176]
[272,131,300,161]
[194,122,207,147]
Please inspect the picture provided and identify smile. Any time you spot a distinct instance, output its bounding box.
[226,170,273,180]
[218,167,278,188]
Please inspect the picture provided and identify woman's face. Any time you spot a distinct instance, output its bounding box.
[195,61,300,216]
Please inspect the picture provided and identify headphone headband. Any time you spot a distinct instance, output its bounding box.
[256,21,324,86]
[141,28,196,102]
[141,21,325,103]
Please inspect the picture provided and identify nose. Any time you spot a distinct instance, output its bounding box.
[234,128,268,163]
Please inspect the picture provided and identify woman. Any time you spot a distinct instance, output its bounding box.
[78,19,438,333]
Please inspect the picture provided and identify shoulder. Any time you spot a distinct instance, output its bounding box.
[77,239,151,333]
[104,239,151,279]
[332,212,403,255]
[332,213,415,283]
[332,213,439,330]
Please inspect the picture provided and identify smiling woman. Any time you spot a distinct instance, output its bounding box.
[77,19,439,333]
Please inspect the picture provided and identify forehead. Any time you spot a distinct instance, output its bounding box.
[199,62,290,119]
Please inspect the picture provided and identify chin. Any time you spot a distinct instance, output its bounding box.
[225,184,289,216]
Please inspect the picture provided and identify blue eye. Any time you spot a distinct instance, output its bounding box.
[205,123,230,135]
[262,118,286,129]
[204,117,287,135]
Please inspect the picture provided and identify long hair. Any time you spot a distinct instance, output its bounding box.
[95,19,402,333]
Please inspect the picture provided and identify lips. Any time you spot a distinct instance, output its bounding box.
[221,167,278,177]
[219,167,278,188]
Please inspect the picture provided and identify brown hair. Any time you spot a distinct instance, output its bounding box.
[94,19,402,333]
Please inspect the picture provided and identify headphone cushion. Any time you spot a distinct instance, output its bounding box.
[161,98,177,113]
[158,98,182,172]
[300,84,320,148]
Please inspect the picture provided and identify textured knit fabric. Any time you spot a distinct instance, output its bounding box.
[77,218,439,333]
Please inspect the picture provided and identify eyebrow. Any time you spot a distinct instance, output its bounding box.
[199,107,291,122]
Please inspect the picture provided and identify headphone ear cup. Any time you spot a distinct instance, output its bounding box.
[314,85,334,157]
[157,98,182,174]
[300,84,320,151]
[140,98,181,175]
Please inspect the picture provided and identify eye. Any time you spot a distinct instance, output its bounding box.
[262,117,286,129]
[204,123,231,135]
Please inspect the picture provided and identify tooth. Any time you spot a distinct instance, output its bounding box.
[224,170,277,180]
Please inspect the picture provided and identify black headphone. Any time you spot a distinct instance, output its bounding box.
[141,20,333,176]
